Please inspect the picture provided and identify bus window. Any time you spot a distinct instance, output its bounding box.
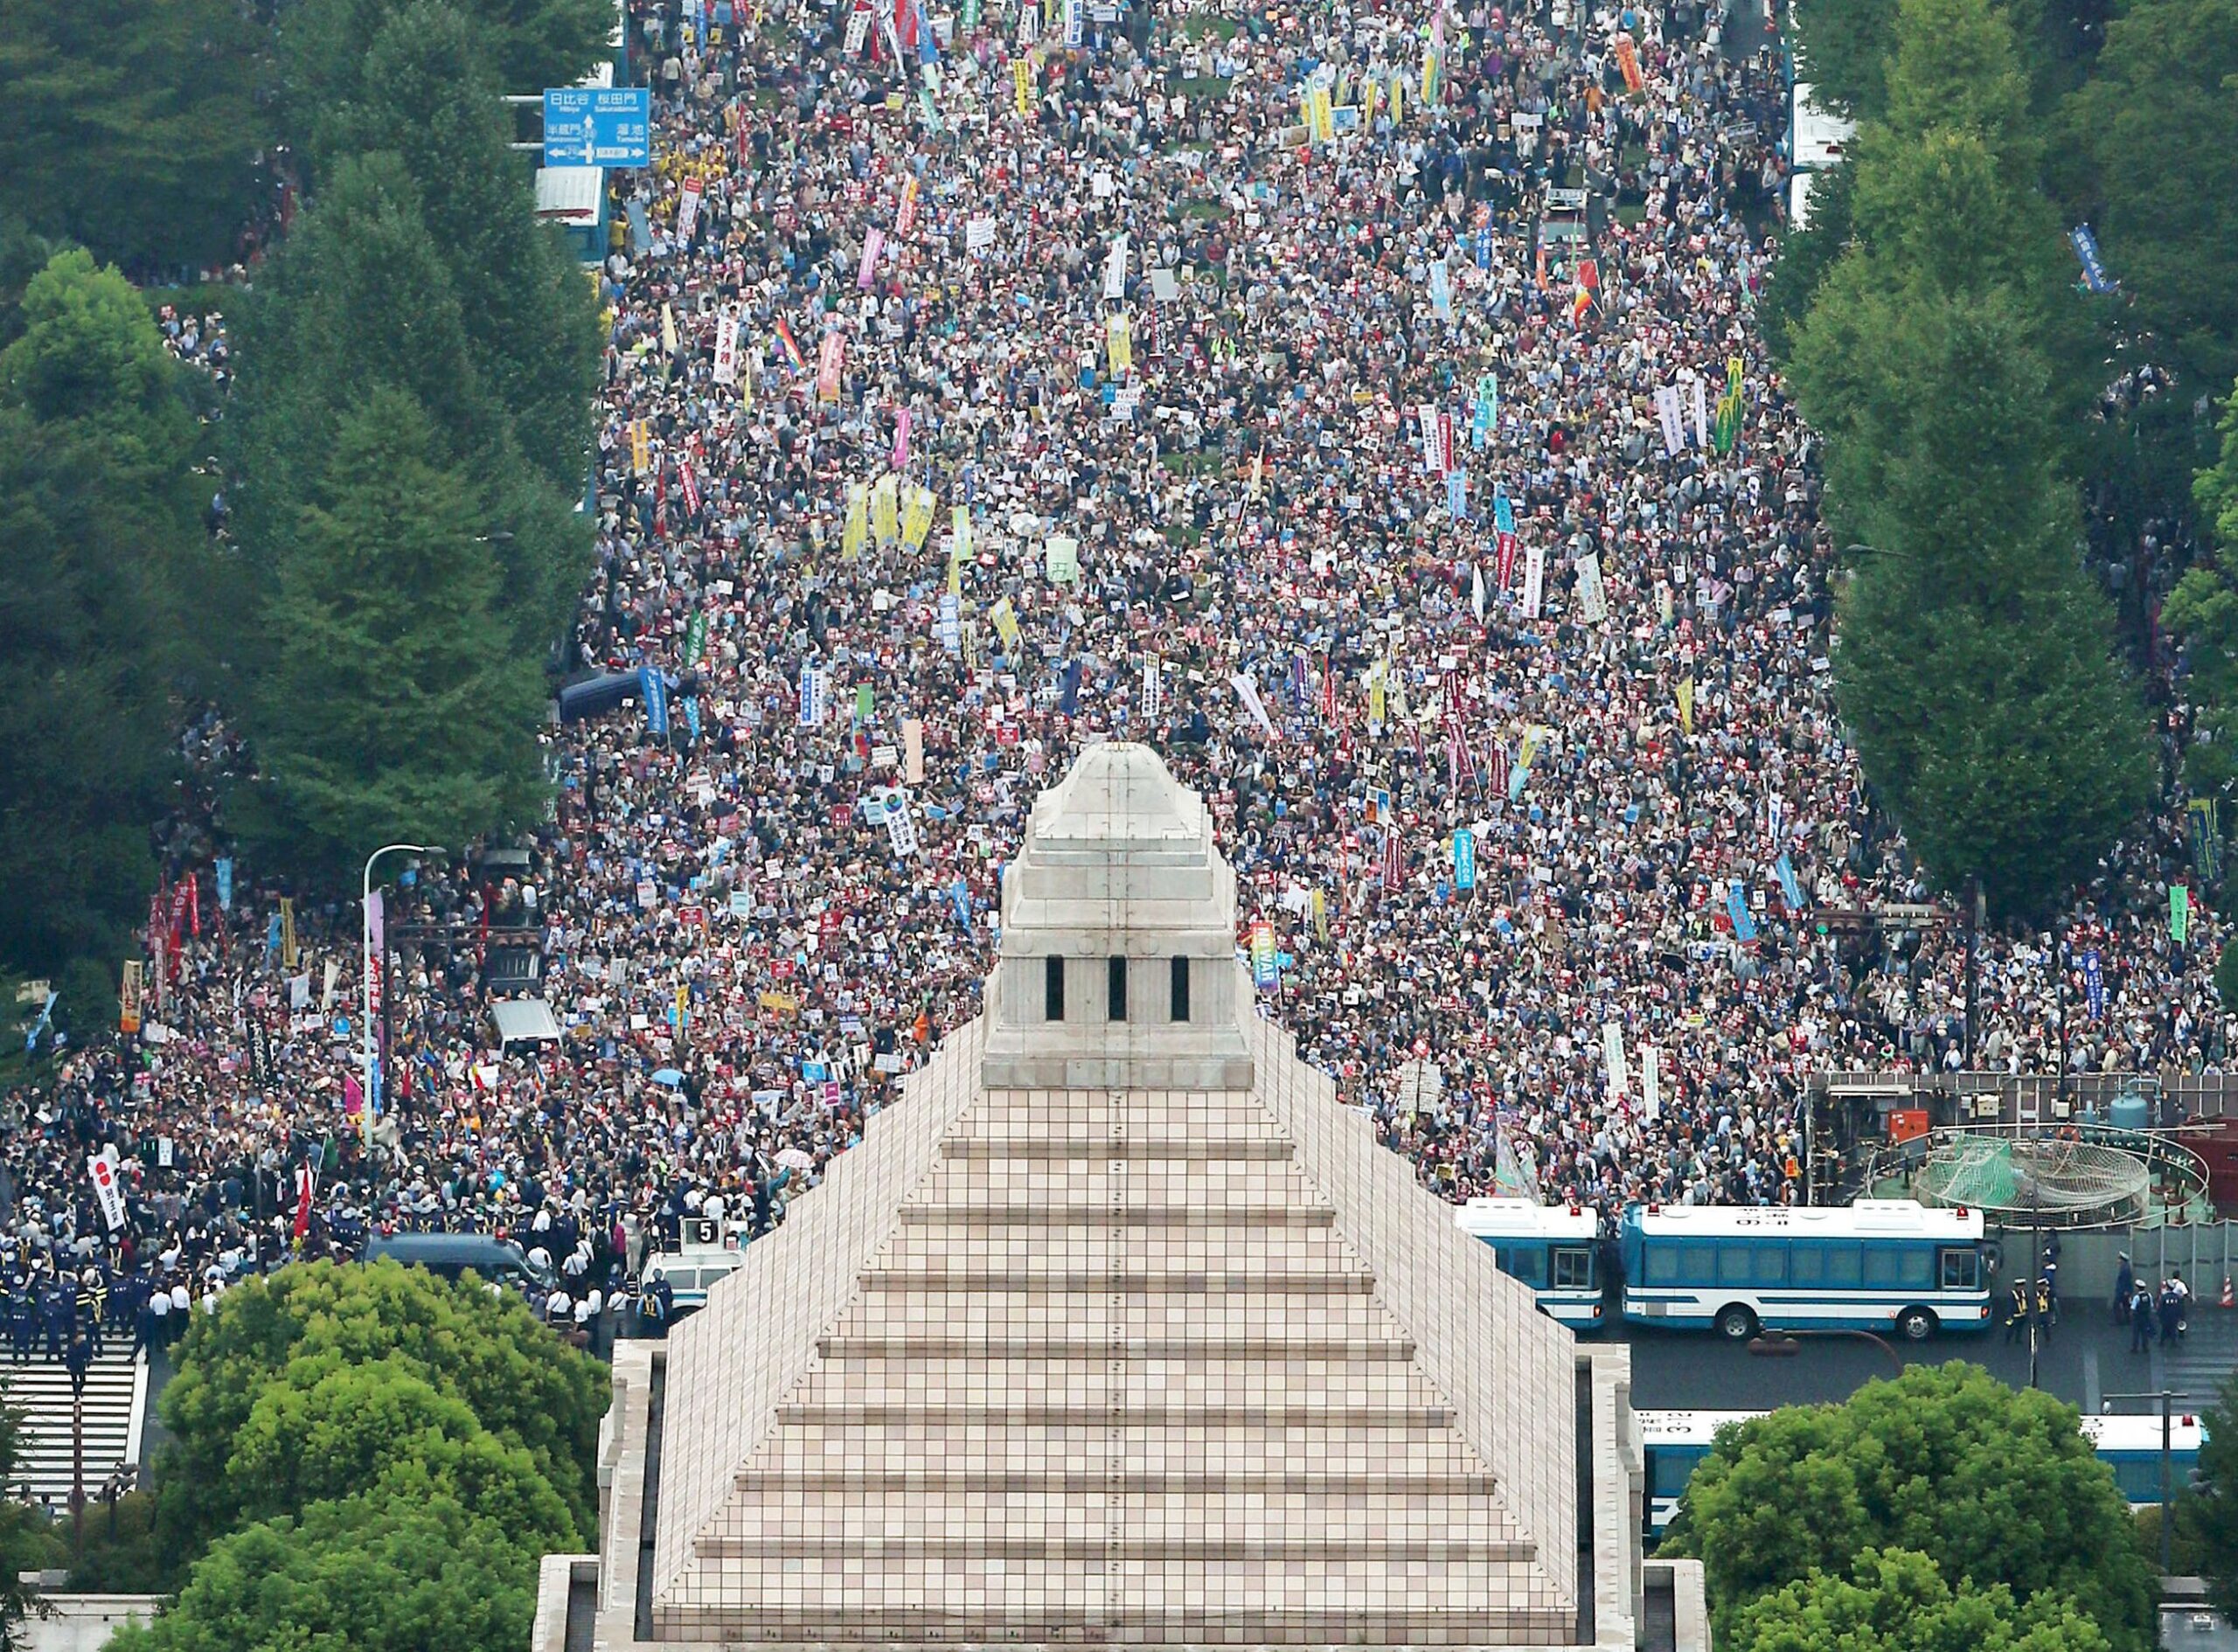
[1898,1248,1933,1289]
[1717,1246,1752,1286]
[1939,1249,1980,1290]
[1649,1449,1699,1501]
[1497,1245,1547,1288]
[1790,1246,1825,1285]
[1553,1247,1596,1291]
[1749,1248,1788,1287]
[1824,1246,1862,1287]
[1645,1246,1683,1286]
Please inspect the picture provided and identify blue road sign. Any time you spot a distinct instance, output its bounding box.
[544,87,652,167]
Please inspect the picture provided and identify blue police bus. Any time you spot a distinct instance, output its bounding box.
[1617,1199,1992,1342]
[1454,1197,1605,1329]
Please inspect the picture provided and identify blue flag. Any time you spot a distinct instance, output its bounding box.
[1727,885,1757,945]
[1453,828,1477,891]
[1775,854,1804,915]
[640,667,670,738]
[1060,659,1082,718]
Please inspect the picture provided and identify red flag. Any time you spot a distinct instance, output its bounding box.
[292,1159,317,1239]
[184,871,200,939]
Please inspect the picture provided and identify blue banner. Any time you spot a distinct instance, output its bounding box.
[640,667,670,738]
[951,876,971,927]
[214,857,234,913]
[2083,948,2105,1019]
[2069,226,2116,294]
[1446,468,1468,521]
[1493,489,1515,537]
[682,696,702,740]
[1060,659,1082,718]
[1453,828,1476,892]
[1775,854,1804,915]
[1727,885,1757,945]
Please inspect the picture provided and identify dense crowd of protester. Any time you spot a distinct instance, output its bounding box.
[3,0,2225,1345]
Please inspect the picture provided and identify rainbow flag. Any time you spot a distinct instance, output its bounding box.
[773,316,807,372]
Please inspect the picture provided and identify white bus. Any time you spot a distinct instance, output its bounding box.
[1454,1197,1606,1329]
[1618,1199,1992,1341]
[1639,1406,2203,1538]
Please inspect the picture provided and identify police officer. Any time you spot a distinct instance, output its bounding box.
[9,1278,36,1364]
[2004,1280,2027,1344]
[2130,1283,2157,1353]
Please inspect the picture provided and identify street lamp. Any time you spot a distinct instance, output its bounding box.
[363,843,443,1145]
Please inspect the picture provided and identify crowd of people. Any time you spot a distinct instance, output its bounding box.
[4,0,2227,1331]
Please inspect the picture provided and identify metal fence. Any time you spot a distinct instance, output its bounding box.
[1817,1070,2238,1126]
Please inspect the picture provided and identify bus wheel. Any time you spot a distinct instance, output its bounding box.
[1896,1307,1936,1342]
[1714,1305,1758,1341]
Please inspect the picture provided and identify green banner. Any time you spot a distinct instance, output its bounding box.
[2172,883,2190,947]
[685,608,708,663]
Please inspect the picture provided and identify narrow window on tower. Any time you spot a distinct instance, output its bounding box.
[1108,956,1129,1023]
[1045,955,1066,1022]
[1170,955,1192,1023]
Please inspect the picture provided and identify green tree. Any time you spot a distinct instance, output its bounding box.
[0,0,269,272]
[235,386,549,871]
[1661,1365,2155,1651]
[2058,0,2238,392]
[156,1259,603,1565]
[1795,288,2150,917]
[2178,1372,2238,1619]
[0,251,203,975]
[221,1357,580,1551]
[277,0,613,140]
[2166,381,2238,804]
[108,1491,543,1652]
[1731,1546,2113,1652]
[1758,159,1852,366]
[0,1392,66,1648]
[1792,0,1901,121]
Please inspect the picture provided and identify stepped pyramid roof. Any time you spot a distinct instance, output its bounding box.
[641,746,1586,1647]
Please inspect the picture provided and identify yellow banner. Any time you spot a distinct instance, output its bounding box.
[1106,312,1132,375]
[1014,56,1032,116]
[280,897,298,969]
[1677,676,1694,736]
[871,473,900,545]
[950,505,973,592]
[1367,665,1386,726]
[843,483,868,558]
[630,420,650,474]
[990,595,1021,652]
[901,484,935,551]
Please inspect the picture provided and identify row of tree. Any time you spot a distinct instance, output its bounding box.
[93,1260,609,1651]
[0,0,613,1029]
[1778,0,2238,926]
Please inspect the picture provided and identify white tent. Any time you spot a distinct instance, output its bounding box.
[490,998,562,1050]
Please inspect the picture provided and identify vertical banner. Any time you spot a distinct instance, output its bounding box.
[1142,652,1162,720]
[1639,1045,1662,1121]
[712,312,740,383]
[2173,885,2192,947]
[815,330,846,404]
[1602,1022,1629,1100]
[640,666,671,737]
[1104,234,1129,300]
[858,227,886,290]
[280,897,298,969]
[1574,552,1608,625]
[1249,920,1278,989]
[1689,372,1709,448]
[799,662,827,727]
[1471,374,1498,447]
[1677,676,1695,735]
[1428,257,1451,320]
[1727,883,1757,945]
[1655,384,1685,455]
[119,961,143,1035]
[1452,828,1476,892]
[675,176,704,243]
[1776,853,1805,915]
[1014,55,1032,115]
[1231,673,1278,741]
[2084,948,2106,1019]
[903,718,925,782]
[88,1156,127,1233]
[891,406,912,470]
[898,174,921,235]
[1522,544,1546,619]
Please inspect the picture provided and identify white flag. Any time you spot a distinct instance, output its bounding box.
[1602,1023,1630,1101]
[1640,1045,1662,1121]
[1655,384,1685,456]
[1690,372,1709,448]
[1104,234,1129,300]
[1471,561,1486,621]
[885,797,919,859]
[1142,653,1162,720]
[1521,542,1546,619]
[1230,672,1278,741]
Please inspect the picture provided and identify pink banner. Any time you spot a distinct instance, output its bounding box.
[892,407,911,470]
[858,227,886,290]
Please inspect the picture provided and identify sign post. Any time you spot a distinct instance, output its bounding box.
[542,87,653,167]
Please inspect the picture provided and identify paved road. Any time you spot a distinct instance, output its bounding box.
[1620,1304,2238,1416]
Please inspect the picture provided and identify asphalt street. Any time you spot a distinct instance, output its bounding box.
[1621,1302,2238,1416]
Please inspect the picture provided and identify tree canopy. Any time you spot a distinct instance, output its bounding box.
[156,1259,604,1565]
[0,0,269,272]
[109,1491,546,1652]
[0,251,204,978]
[2059,0,2238,392]
[1660,1364,2155,1651]
[1730,1545,2115,1652]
